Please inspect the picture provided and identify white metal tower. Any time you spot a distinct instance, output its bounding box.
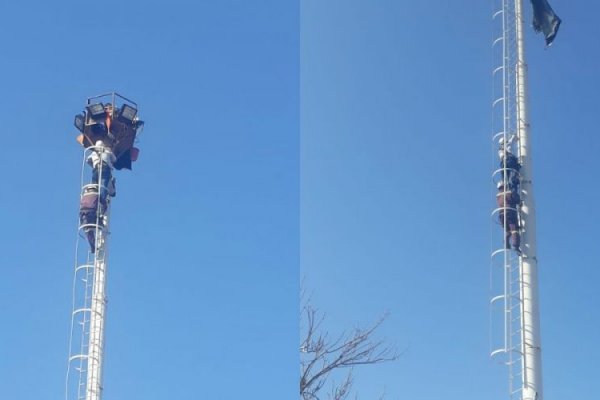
[66,93,142,400]
[491,1,543,400]
[66,151,112,400]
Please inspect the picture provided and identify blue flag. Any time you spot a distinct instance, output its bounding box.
[530,0,561,46]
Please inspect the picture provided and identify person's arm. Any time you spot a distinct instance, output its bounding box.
[86,152,97,167]
[108,177,116,197]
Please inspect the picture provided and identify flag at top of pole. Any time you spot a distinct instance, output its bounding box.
[530,0,562,46]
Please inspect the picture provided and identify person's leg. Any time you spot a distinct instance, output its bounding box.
[505,210,519,250]
[499,211,510,249]
[80,212,91,228]
[511,172,520,191]
[81,211,97,253]
[91,167,99,185]
[509,223,521,252]
[86,229,96,253]
[98,163,111,205]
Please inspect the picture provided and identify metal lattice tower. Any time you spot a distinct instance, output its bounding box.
[66,93,142,400]
[491,1,543,400]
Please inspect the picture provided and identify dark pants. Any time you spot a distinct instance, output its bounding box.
[501,157,521,190]
[92,162,112,206]
[502,169,520,191]
[499,209,520,251]
[80,210,99,253]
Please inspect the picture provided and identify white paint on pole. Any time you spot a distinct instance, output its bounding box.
[86,250,107,400]
[514,0,543,399]
[66,155,111,400]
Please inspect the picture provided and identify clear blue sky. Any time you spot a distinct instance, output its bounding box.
[0,1,297,399]
[302,1,598,399]
[1,1,597,400]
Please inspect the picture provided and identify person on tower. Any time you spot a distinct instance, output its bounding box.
[496,181,521,253]
[498,135,521,189]
[79,186,105,253]
[107,176,116,201]
[87,140,116,205]
[104,103,115,140]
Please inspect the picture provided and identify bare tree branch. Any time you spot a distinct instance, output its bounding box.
[300,299,399,400]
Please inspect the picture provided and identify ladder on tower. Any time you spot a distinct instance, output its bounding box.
[66,150,112,400]
[490,246,525,400]
[490,0,527,399]
[66,92,142,400]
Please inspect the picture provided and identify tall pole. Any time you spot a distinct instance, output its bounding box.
[86,225,109,400]
[514,0,543,398]
[67,93,142,400]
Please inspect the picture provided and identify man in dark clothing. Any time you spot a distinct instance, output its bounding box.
[498,138,521,190]
[87,141,116,206]
[496,182,521,253]
[79,187,105,253]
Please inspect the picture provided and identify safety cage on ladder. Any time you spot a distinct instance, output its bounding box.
[66,143,113,400]
[490,0,526,399]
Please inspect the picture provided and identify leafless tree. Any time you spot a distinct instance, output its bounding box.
[300,300,399,400]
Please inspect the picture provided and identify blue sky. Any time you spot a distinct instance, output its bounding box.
[0,1,297,399]
[1,1,597,400]
[301,1,599,399]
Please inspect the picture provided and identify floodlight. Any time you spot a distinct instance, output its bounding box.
[74,113,85,132]
[117,104,137,123]
[86,103,106,120]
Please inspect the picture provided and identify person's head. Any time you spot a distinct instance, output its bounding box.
[95,140,105,148]
[497,181,505,191]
